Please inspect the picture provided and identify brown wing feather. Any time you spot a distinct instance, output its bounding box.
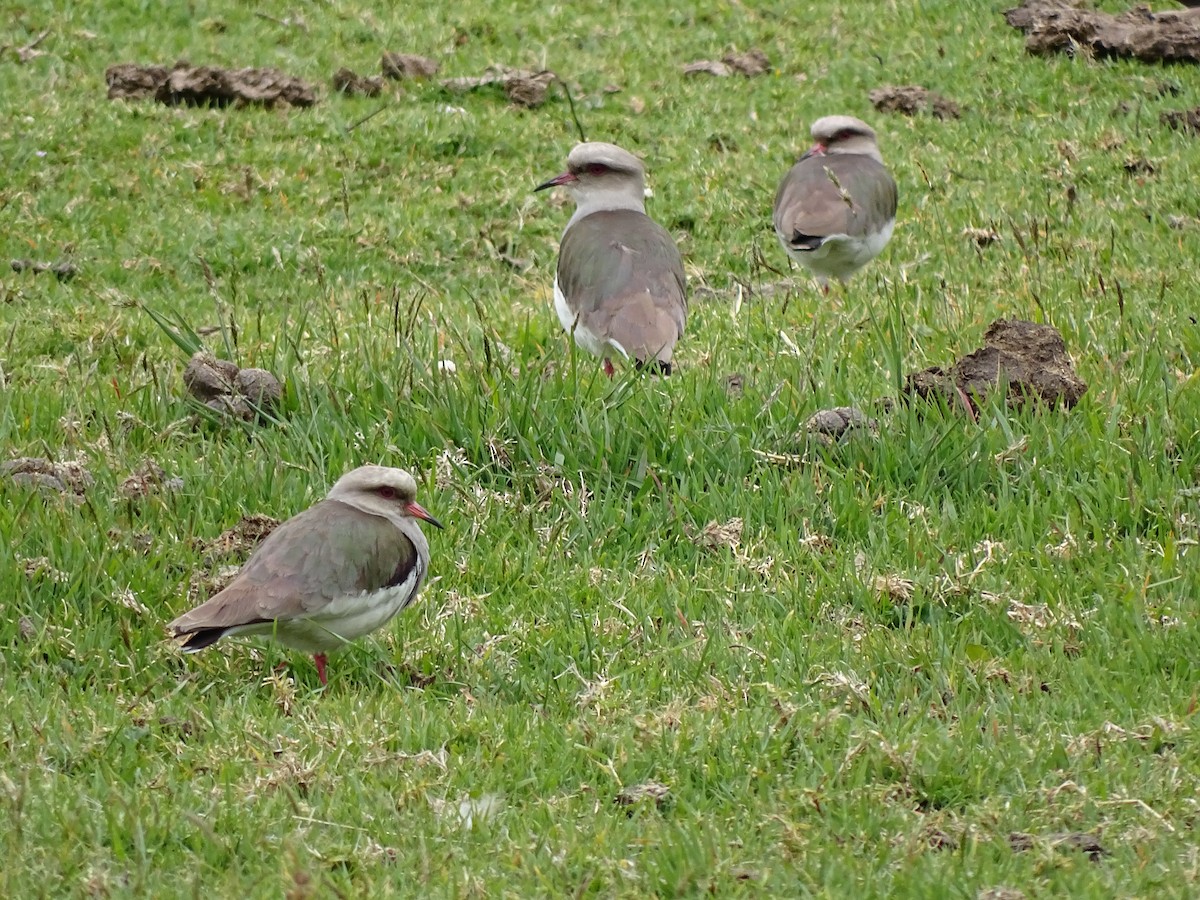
[169,500,416,637]
[773,154,897,244]
[559,210,687,364]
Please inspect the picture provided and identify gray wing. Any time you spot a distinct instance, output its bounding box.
[559,210,688,364]
[169,499,418,641]
[773,154,897,247]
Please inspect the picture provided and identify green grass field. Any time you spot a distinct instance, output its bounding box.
[3,1,1199,896]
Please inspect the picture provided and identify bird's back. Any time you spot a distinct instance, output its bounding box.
[557,209,687,365]
[774,153,897,245]
[169,499,421,644]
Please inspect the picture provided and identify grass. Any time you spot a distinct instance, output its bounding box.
[2,0,1199,896]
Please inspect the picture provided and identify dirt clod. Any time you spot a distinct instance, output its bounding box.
[194,514,280,560]
[119,459,183,499]
[1008,831,1108,861]
[441,66,557,108]
[692,518,744,551]
[869,84,961,119]
[236,368,285,408]
[1004,1,1200,63]
[806,407,878,445]
[104,63,169,99]
[683,48,771,77]
[183,352,239,401]
[1162,106,1200,134]
[106,61,317,108]
[1123,156,1155,175]
[10,259,78,281]
[963,227,1001,247]
[615,781,671,810]
[381,52,439,80]
[904,319,1087,415]
[332,67,384,97]
[2,457,93,495]
[724,48,770,76]
[925,827,960,851]
[979,890,1027,900]
[183,352,283,421]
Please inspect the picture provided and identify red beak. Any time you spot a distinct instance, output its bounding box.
[534,171,578,192]
[799,143,827,162]
[404,501,444,530]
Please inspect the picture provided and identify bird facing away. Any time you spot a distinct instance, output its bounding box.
[535,141,687,376]
[168,465,442,686]
[773,115,898,290]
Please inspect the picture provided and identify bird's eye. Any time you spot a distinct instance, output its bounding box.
[586,163,609,176]
[376,486,398,500]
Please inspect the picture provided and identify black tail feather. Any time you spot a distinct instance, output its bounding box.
[176,627,228,651]
[634,358,672,376]
[788,231,824,252]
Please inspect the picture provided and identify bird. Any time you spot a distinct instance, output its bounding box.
[772,115,898,291]
[168,465,442,686]
[535,141,687,376]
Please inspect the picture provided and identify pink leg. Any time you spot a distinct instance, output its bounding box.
[314,653,328,686]
[602,358,615,378]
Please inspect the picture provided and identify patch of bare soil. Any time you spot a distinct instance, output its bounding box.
[869,85,961,119]
[381,52,439,80]
[904,319,1087,416]
[441,66,558,108]
[106,61,317,107]
[332,67,383,98]
[682,48,771,77]
[10,258,78,281]
[182,351,283,421]
[1004,1,1200,63]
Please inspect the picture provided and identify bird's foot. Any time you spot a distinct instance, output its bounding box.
[314,653,329,686]
[602,358,615,378]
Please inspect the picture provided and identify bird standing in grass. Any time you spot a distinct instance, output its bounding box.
[169,465,442,686]
[536,141,688,376]
[773,115,898,292]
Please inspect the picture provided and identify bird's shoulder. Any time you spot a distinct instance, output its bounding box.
[234,499,416,602]
[560,210,685,304]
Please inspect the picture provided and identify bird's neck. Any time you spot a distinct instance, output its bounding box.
[566,186,646,231]
[829,140,884,164]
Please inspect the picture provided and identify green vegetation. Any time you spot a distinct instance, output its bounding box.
[2,1,1198,896]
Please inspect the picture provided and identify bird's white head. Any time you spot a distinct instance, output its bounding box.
[807,116,884,164]
[328,465,443,529]
[535,141,647,220]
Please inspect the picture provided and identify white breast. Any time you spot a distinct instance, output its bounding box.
[267,566,423,653]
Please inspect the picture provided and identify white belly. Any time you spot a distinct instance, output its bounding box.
[238,577,420,654]
[786,219,895,284]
